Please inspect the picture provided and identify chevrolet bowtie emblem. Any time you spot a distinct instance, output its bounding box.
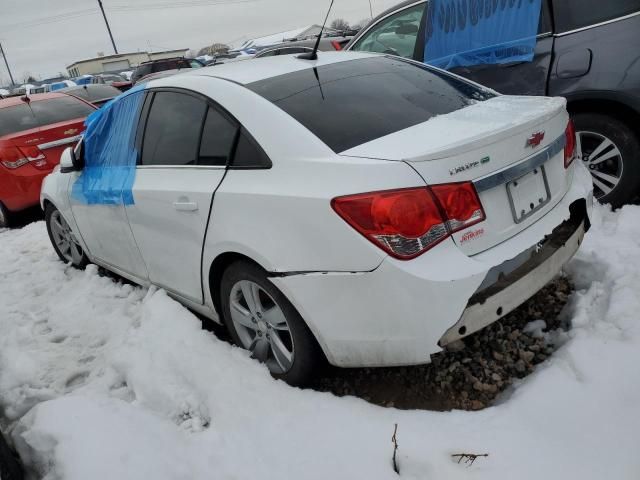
[526,131,545,148]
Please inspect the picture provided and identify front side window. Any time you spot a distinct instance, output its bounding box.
[351,3,426,59]
[141,92,207,166]
[552,0,639,32]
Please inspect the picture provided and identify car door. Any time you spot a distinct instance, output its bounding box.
[67,90,149,282]
[350,0,553,96]
[125,89,238,304]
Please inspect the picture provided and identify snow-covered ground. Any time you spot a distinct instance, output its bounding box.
[1,205,639,479]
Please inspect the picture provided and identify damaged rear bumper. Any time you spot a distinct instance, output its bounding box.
[439,200,588,346]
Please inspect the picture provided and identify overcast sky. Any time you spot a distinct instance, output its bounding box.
[0,0,401,84]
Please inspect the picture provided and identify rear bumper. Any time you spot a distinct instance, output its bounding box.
[439,200,587,346]
[271,162,594,368]
[0,165,52,212]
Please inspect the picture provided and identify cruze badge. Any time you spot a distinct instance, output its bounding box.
[449,156,490,176]
[64,128,78,135]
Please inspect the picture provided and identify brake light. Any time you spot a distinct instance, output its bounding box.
[330,40,344,51]
[0,146,46,169]
[564,120,576,168]
[332,182,485,260]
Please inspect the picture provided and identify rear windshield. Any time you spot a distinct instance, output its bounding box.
[0,96,94,137]
[247,56,494,152]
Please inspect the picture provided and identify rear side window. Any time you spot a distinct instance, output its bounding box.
[0,96,94,137]
[231,128,271,168]
[141,91,206,166]
[552,0,639,32]
[199,107,238,166]
[247,56,494,153]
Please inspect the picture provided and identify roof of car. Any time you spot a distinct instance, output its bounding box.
[177,51,379,86]
[0,92,66,109]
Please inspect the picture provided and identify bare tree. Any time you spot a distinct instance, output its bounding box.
[198,43,230,57]
[351,18,372,30]
[330,18,350,32]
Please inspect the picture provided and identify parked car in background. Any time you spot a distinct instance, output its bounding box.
[254,36,352,58]
[49,80,77,91]
[0,93,95,227]
[60,84,122,108]
[0,88,11,98]
[131,57,204,84]
[347,0,640,207]
[42,52,591,385]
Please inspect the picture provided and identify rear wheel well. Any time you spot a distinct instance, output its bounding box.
[567,99,640,138]
[209,252,267,317]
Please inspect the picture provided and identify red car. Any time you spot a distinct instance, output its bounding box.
[0,93,95,227]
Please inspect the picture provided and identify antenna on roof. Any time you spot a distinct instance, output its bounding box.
[298,0,335,60]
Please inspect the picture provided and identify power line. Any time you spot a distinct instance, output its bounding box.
[1,9,99,31]
[108,0,260,12]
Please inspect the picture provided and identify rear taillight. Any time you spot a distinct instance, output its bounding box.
[330,40,344,51]
[0,146,46,169]
[564,120,576,168]
[332,183,485,260]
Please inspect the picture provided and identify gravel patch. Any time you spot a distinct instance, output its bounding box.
[310,276,573,411]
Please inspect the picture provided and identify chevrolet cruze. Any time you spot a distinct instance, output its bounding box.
[41,52,593,385]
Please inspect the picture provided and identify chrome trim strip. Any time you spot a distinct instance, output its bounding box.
[554,11,640,37]
[473,134,565,193]
[136,165,226,170]
[38,135,82,150]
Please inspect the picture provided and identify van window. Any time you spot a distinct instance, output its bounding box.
[552,0,639,32]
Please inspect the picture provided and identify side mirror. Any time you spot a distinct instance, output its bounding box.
[59,143,84,173]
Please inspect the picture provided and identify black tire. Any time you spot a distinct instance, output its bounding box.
[220,260,323,386]
[45,204,89,268]
[572,113,640,208]
[0,201,10,229]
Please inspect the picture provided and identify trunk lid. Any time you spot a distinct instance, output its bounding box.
[0,118,85,171]
[340,96,571,256]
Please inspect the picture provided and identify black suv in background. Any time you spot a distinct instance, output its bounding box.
[131,57,204,84]
[347,0,640,206]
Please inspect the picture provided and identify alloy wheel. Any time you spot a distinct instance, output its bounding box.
[577,130,624,200]
[50,210,85,264]
[229,280,295,374]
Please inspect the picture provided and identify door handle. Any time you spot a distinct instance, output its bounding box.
[173,201,198,212]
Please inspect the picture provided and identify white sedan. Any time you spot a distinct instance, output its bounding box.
[41,52,593,385]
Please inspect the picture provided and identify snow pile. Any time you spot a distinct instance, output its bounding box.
[1,206,640,479]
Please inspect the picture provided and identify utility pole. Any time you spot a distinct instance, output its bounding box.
[97,0,118,54]
[0,41,15,86]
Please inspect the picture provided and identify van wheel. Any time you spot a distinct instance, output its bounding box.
[0,202,9,229]
[573,113,640,207]
[45,204,89,268]
[220,260,322,386]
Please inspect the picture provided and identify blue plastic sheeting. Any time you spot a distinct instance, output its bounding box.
[71,84,145,205]
[424,0,542,70]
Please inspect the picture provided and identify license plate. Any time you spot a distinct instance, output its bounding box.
[506,165,551,224]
